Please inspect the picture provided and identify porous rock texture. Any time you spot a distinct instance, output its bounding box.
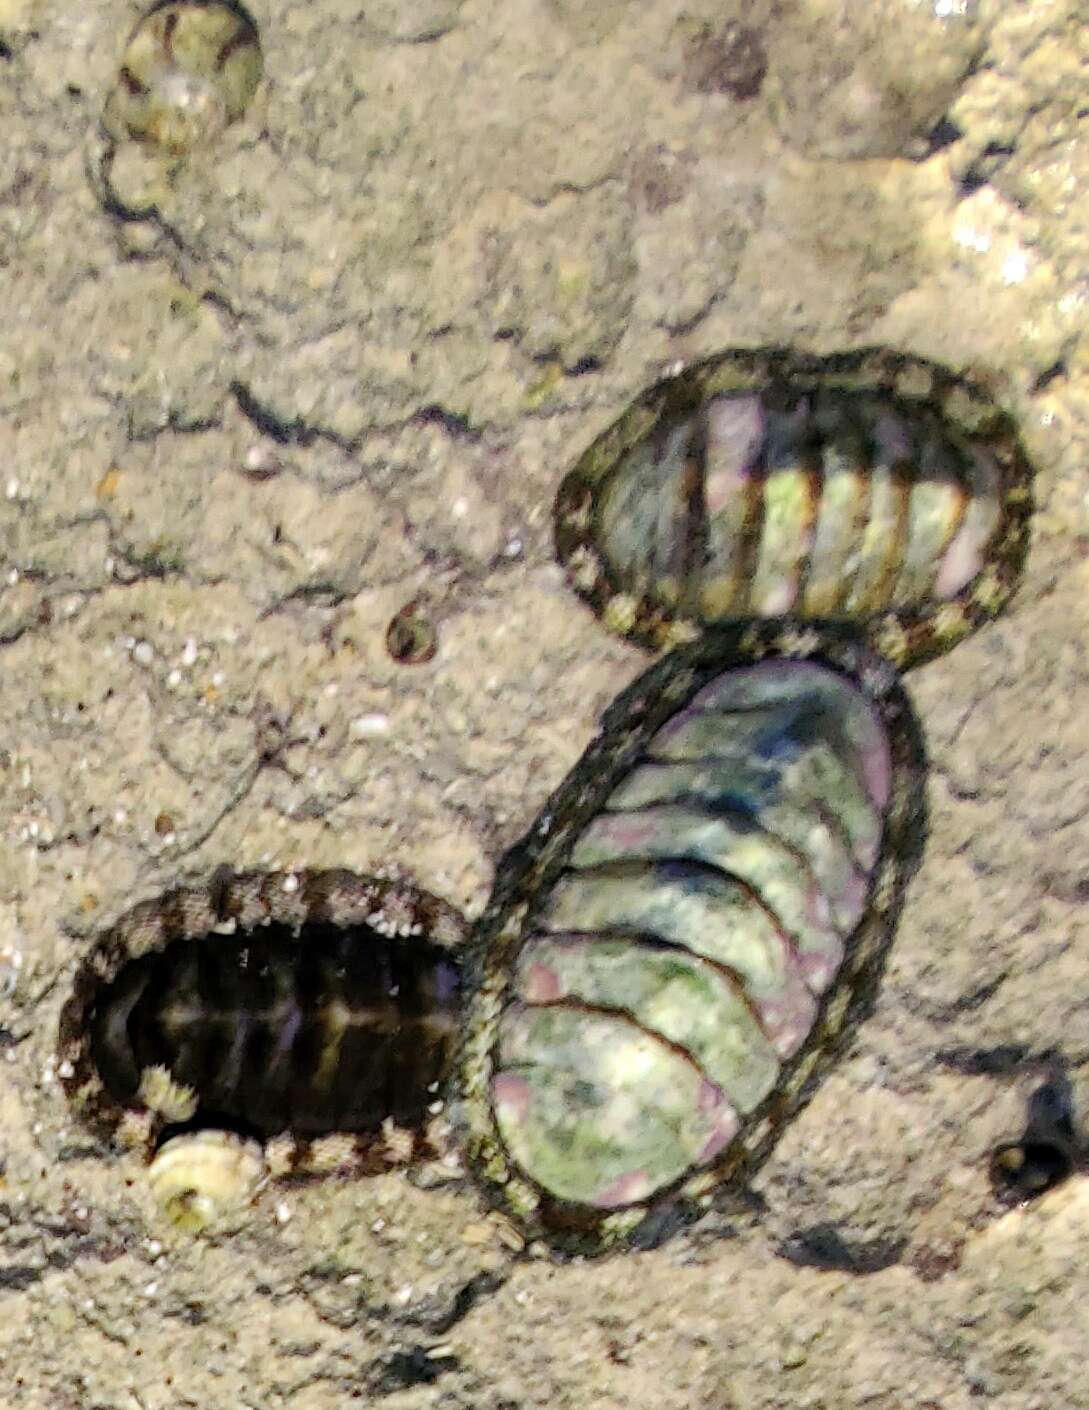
[1,0,1088,1405]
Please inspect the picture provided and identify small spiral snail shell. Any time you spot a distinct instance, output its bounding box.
[147,1128,267,1232]
[386,599,440,665]
[103,1,263,155]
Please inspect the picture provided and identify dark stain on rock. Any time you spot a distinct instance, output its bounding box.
[911,1242,964,1282]
[629,146,690,214]
[685,22,768,101]
[779,1223,907,1275]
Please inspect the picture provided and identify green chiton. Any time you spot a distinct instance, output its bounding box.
[555,349,1033,667]
[460,624,925,1248]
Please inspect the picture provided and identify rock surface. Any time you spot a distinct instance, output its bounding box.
[1,0,1088,1405]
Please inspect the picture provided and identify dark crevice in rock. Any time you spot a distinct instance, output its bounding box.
[525,174,623,209]
[0,1264,42,1290]
[366,1346,460,1395]
[54,1142,110,1162]
[401,26,459,44]
[662,293,722,337]
[527,347,610,377]
[105,542,178,580]
[397,1270,507,1336]
[200,287,241,326]
[86,147,189,258]
[924,116,962,155]
[778,1223,907,1275]
[412,403,479,441]
[164,1300,210,1326]
[941,974,1009,1016]
[231,379,450,457]
[626,1202,703,1252]
[990,1067,1085,1205]
[957,142,1015,197]
[1031,359,1067,393]
[256,583,349,618]
[126,408,223,442]
[934,1043,1037,1076]
[230,380,329,447]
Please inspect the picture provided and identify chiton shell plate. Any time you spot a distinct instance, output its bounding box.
[459,623,925,1249]
[555,349,1033,667]
[59,868,465,1174]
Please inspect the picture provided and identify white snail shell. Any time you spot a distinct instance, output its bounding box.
[147,1128,267,1232]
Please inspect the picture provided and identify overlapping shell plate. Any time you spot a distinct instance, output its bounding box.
[103,0,263,155]
[459,623,926,1251]
[58,868,466,1200]
[555,348,1034,668]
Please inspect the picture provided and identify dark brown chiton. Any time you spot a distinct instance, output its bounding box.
[459,623,926,1250]
[554,348,1033,668]
[59,869,465,1191]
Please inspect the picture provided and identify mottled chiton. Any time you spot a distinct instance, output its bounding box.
[59,869,465,1179]
[103,0,263,155]
[555,349,1033,667]
[460,624,925,1249]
